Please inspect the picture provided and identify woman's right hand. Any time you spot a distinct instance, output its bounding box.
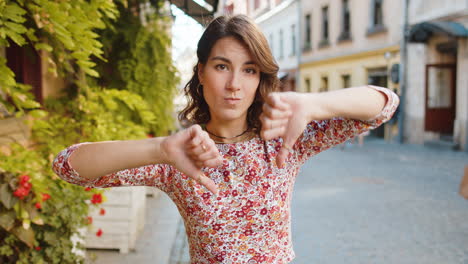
[161,124,222,195]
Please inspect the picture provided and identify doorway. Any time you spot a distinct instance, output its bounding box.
[424,64,456,134]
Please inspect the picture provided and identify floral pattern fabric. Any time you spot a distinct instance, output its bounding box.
[53,86,399,264]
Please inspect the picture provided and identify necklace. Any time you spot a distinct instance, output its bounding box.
[202,125,255,144]
[204,127,250,140]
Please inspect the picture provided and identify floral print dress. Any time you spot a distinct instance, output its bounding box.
[53,86,399,263]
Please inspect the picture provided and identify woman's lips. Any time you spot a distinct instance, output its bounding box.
[225,98,240,104]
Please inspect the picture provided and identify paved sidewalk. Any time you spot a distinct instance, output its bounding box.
[290,139,468,264]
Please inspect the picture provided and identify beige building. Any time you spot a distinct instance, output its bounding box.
[299,0,402,138]
[406,0,468,151]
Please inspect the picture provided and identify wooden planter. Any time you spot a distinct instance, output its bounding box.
[85,186,147,253]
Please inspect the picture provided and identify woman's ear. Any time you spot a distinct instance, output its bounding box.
[197,63,204,85]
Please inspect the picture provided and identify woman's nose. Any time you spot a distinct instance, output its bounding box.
[227,72,241,90]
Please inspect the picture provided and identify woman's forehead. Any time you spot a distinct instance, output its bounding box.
[208,37,256,64]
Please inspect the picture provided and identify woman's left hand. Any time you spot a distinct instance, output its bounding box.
[260,92,312,168]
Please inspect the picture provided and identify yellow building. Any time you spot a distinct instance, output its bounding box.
[299,0,402,138]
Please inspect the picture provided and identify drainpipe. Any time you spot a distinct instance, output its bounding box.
[398,0,409,144]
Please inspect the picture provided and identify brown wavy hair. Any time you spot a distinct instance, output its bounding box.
[178,15,280,132]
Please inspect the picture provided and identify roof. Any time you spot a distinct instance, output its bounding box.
[409,21,468,43]
[170,0,219,25]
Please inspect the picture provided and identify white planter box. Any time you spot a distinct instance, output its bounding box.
[85,186,147,254]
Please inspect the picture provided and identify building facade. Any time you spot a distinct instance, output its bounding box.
[406,0,468,150]
[299,0,402,138]
[255,0,300,91]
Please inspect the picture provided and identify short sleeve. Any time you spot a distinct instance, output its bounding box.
[52,143,175,194]
[293,85,399,165]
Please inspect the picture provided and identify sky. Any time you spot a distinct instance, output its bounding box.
[171,5,204,60]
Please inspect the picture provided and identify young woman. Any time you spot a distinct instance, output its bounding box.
[53,15,399,263]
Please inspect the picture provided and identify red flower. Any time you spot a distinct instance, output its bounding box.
[42,193,51,201]
[202,193,211,200]
[84,187,92,191]
[99,208,106,215]
[35,246,41,251]
[91,193,103,204]
[86,216,93,225]
[147,134,154,138]
[96,228,103,237]
[35,202,42,209]
[260,208,268,215]
[19,175,30,184]
[235,211,245,217]
[244,229,254,236]
[13,187,30,200]
[21,181,32,189]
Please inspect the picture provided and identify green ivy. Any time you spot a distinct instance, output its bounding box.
[0,0,177,262]
[96,1,178,135]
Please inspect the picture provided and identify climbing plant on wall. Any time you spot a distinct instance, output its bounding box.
[0,0,176,263]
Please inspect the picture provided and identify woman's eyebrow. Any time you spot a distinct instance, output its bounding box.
[211,56,257,66]
[211,56,231,63]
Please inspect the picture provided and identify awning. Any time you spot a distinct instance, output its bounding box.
[409,21,468,43]
[170,0,219,25]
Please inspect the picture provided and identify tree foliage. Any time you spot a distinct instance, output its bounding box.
[0,0,177,262]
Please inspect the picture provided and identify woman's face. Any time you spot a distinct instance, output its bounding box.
[198,36,261,125]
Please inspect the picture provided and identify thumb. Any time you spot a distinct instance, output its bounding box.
[276,136,295,168]
[184,162,219,195]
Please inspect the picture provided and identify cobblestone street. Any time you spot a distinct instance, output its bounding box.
[170,139,468,264]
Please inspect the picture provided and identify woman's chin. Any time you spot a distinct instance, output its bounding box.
[211,111,247,123]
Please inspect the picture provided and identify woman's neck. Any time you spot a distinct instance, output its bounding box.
[205,119,249,139]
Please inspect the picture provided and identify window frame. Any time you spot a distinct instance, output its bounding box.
[367,0,387,36]
[338,0,352,42]
[319,5,330,48]
[303,14,312,52]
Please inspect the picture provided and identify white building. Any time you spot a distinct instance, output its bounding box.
[406,0,468,150]
[255,0,300,91]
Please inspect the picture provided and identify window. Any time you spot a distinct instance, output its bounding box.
[304,14,311,51]
[320,6,329,47]
[342,74,351,88]
[291,24,296,56]
[339,0,351,41]
[367,0,386,35]
[305,78,311,92]
[279,29,284,59]
[320,76,328,92]
[373,0,383,26]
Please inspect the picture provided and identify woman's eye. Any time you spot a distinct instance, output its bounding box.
[245,68,257,74]
[215,64,228,71]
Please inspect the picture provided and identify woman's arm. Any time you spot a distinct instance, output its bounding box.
[260,85,399,167]
[53,125,222,194]
[69,137,168,181]
[302,85,387,122]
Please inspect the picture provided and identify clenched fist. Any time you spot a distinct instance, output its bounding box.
[161,125,223,194]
